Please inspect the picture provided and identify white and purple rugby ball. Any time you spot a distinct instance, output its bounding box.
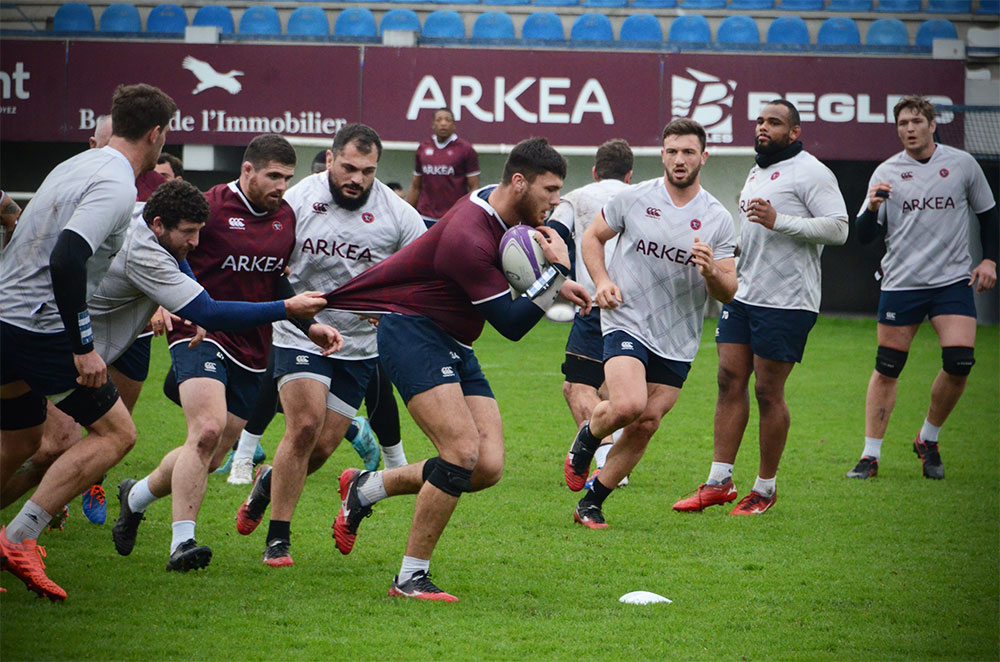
[499,224,549,293]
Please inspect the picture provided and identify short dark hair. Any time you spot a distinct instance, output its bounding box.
[893,95,935,124]
[331,123,382,162]
[501,137,567,185]
[157,153,184,178]
[142,179,209,230]
[243,134,296,170]
[661,118,707,152]
[111,83,177,141]
[594,139,633,181]
[387,181,404,192]
[765,99,801,127]
[434,108,454,121]
[311,150,327,173]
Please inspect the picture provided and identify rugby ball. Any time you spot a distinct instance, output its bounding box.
[500,224,549,293]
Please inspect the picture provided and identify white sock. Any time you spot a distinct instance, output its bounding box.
[233,430,262,463]
[357,471,387,507]
[398,555,430,584]
[170,520,196,553]
[381,442,408,469]
[920,419,942,444]
[128,477,158,513]
[707,462,734,485]
[594,442,613,469]
[753,476,777,497]
[6,500,52,543]
[863,437,883,460]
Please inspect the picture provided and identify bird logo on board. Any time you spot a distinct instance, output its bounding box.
[182,56,244,95]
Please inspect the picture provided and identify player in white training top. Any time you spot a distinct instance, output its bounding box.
[847,96,997,481]
[553,140,632,491]
[234,124,425,567]
[564,119,738,529]
[673,99,848,515]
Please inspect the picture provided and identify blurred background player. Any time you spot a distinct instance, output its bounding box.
[565,119,737,529]
[386,182,406,199]
[233,124,424,568]
[155,153,184,181]
[551,139,634,490]
[0,84,176,600]
[325,138,590,601]
[407,108,480,228]
[846,96,997,481]
[111,134,340,573]
[672,99,848,515]
[0,189,21,250]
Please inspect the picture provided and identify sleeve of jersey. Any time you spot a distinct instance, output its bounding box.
[175,292,286,332]
[126,236,205,313]
[63,176,135,253]
[397,203,428,248]
[712,209,738,260]
[771,166,849,246]
[466,145,481,176]
[967,157,998,215]
[474,293,546,341]
[545,217,575,280]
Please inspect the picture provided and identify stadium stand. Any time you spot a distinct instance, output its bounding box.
[876,0,922,12]
[731,0,777,9]
[333,7,376,37]
[571,12,614,40]
[817,16,861,44]
[192,5,234,35]
[484,0,529,4]
[866,17,910,44]
[379,8,421,35]
[533,0,579,6]
[146,3,187,34]
[472,10,517,38]
[778,0,826,11]
[927,0,972,11]
[767,16,811,43]
[286,6,329,37]
[629,0,678,7]
[830,0,874,11]
[619,13,663,41]
[422,9,465,37]
[679,0,727,8]
[522,11,565,39]
[915,18,958,44]
[717,14,761,43]
[52,2,94,32]
[667,14,712,43]
[100,3,141,32]
[581,0,627,6]
[238,5,281,35]
[977,0,999,13]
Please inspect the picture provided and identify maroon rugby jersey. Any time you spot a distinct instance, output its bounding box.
[167,182,296,371]
[135,170,166,202]
[325,187,510,346]
[413,135,480,220]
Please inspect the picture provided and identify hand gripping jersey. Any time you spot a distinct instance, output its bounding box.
[166,182,296,372]
[601,178,737,362]
[324,187,512,346]
[860,143,995,291]
[0,146,136,333]
[413,134,480,220]
[274,175,425,359]
[736,150,848,312]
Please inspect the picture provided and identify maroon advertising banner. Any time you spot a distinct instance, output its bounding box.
[0,39,965,160]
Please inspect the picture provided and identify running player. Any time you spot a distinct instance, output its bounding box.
[673,99,848,515]
[846,96,997,480]
[564,119,738,529]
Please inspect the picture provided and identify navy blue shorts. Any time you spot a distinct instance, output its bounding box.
[168,342,264,420]
[111,334,152,382]
[565,308,603,361]
[878,280,976,326]
[603,330,690,388]
[715,299,818,364]
[1,321,81,394]
[377,313,493,404]
[273,347,376,418]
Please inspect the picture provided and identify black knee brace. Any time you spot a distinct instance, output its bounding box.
[0,390,48,430]
[421,457,438,482]
[942,346,975,376]
[875,346,908,378]
[427,458,472,497]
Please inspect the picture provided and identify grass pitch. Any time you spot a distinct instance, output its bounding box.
[1,316,997,661]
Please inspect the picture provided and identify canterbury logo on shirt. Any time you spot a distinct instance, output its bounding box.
[220,255,286,272]
[300,238,373,261]
[635,239,697,266]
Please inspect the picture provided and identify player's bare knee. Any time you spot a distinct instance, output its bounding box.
[875,345,908,379]
[942,346,975,377]
[470,459,503,491]
[753,380,785,410]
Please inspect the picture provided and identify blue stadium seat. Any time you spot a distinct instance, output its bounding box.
[977,0,999,13]
[915,18,957,45]
[679,0,726,7]
[829,0,873,10]
[629,0,677,6]
[876,0,921,11]
[431,0,473,5]
[100,3,141,32]
[423,10,465,38]
[380,9,421,35]
[777,0,824,10]
[239,6,281,35]
[731,0,776,8]
[472,10,515,38]
[619,13,663,42]
[817,17,860,45]
[866,18,909,45]
[533,0,578,6]
[192,5,235,34]
[668,15,711,43]
[926,0,971,10]
[717,15,760,43]
[571,13,613,40]
[484,0,529,4]
[766,16,810,44]
[147,4,187,33]
[287,7,329,37]
[334,7,376,37]
[53,3,95,31]
[582,0,627,6]
[522,12,565,39]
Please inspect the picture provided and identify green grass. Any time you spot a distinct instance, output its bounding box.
[2,316,997,661]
